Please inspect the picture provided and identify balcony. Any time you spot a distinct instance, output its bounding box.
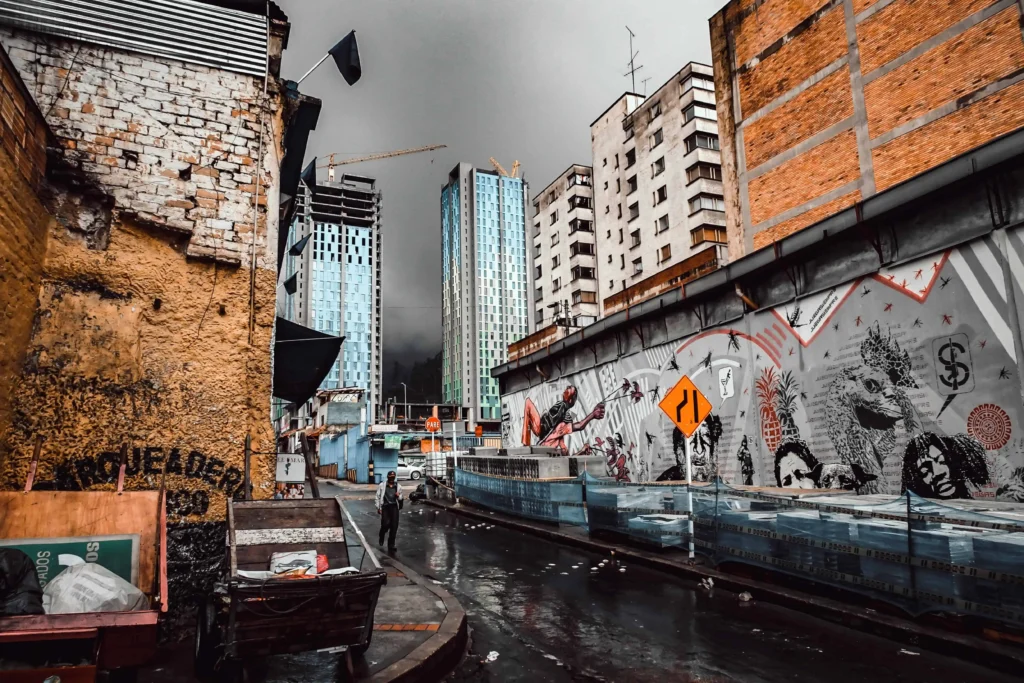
[568,218,593,234]
[570,265,596,282]
[602,245,724,315]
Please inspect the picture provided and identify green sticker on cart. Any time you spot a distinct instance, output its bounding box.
[0,534,140,587]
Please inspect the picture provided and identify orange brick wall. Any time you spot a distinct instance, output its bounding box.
[738,5,847,116]
[752,190,860,249]
[864,7,1024,138]
[872,79,1024,190]
[857,0,993,74]
[748,130,859,225]
[731,0,833,66]
[0,144,50,471]
[713,0,1024,258]
[0,46,48,191]
[744,66,853,170]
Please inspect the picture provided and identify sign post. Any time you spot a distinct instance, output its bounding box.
[426,416,441,454]
[658,374,713,560]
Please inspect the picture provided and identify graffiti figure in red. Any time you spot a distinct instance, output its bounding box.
[521,386,606,454]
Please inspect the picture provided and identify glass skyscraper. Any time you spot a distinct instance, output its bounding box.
[441,163,530,420]
[279,175,382,418]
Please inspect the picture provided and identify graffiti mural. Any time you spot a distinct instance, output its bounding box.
[503,232,1024,500]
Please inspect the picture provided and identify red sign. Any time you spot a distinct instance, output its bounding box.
[425,416,442,433]
[475,424,483,438]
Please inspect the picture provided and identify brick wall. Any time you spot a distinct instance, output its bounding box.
[713,0,1024,257]
[0,27,279,266]
[0,47,51,466]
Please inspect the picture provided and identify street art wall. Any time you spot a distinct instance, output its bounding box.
[503,230,1024,502]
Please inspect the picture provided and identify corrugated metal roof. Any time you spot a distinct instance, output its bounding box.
[0,0,267,76]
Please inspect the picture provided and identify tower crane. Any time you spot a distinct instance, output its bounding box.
[490,157,521,178]
[318,144,447,180]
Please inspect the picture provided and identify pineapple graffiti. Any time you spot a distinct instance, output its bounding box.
[754,368,801,453]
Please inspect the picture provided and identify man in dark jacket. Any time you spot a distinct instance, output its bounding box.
[375,470,403,551]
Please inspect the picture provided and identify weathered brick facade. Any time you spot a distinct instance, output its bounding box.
[712,0,1024,257]
[0,27,280,266]
[0,44,50,460]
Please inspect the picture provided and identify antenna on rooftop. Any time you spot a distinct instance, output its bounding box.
[624,26,644,94]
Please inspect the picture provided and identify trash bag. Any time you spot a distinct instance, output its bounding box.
[0,548,44,616]
[43,562,148,614]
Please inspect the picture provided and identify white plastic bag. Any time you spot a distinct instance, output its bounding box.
[43,563,148,614]
[269,550,318,575]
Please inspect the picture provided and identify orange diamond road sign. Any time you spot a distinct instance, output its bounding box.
[425,417,442,433]
[659,375,712,438]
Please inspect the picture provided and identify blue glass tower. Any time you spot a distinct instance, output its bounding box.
[441,163,530,421]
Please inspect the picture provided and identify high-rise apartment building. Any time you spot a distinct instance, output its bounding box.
[441,163,530,421]
[711,0,1024,258]
[591,63,726,316]
[279,173,383,418]
[530,165,598,330]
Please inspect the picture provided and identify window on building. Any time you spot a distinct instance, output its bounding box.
[690,224,728,246]
[569,218,593,234]
[616,178,621,194]
[685,132,720,153]
[609,279,614,290]
[570,241,595,256]
[630,229,641,249]
[618,228,623,244]
[625,148,636,168]
[617,204,622,218]
[536,286,543,301]
[624,125,634,141]
[602,157,607,167]
[628,202,639,221]
[632,258,643,275]
[551,232,559,246]
[547,191,555,203]
[687,162,722,184]
[533,244,541,258]
[535,265,542,278]
[553,277,560,292]
[604,181,608,190]
[648,101,661,121]
[627,175,638,194]
[688,194,725,214]
[653,185,668,205]
[549,210,558,225]
[658,244,672,264]
[650,128,663,149]
[656,214,670,233]
[651,156,665,177]
[533,222,541,237]
[552,255,560,268]
[569,195,592,210]
[572,290,597,304]
[571,265,595,281]
[607,254,612,263]
[536,309,544,325]
[620,254,625,269]
[605,205,610,214]
[614,153,620,169]
[680,74,715,93]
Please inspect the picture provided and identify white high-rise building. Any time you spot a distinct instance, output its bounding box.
[591,62,727,316]
[278,173,382,419]
[441,163,530,422]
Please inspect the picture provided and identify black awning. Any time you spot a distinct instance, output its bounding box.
[273,316,343,405]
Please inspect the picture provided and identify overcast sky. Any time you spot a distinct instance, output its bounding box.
[277,0,726,367]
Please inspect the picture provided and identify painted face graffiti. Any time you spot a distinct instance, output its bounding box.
[901,432,989,499]
[774,442,819,489]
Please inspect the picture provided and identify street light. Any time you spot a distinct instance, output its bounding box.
[400,382,408,422]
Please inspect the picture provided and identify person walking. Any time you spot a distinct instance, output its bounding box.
[375,470,404,551]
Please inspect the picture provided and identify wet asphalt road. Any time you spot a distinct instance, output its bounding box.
[332,487,1016,683]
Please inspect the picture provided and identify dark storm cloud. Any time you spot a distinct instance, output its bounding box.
[277,0,725,364]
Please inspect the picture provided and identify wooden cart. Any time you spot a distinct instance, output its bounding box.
[194,496,387,679]
[0,491,168,683]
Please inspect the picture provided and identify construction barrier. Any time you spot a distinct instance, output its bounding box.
[456,469,1024,625]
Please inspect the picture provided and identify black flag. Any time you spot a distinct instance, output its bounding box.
[328,31,361,86]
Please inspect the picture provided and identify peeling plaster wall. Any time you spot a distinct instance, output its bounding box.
[0,28,286,632]
[502,225,1024,502]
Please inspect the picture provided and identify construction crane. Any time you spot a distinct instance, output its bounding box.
[318,144,447,180]
[490,157,520,178]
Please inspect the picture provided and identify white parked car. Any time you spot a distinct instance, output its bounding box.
[396,460,423,480]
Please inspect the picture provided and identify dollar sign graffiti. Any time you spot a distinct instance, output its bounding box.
[937,339,970,390]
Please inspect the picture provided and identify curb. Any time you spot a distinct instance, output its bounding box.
[424,498,1024,677]
[367,556,468,683]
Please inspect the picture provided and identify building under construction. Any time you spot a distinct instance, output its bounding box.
[278,173,383,420]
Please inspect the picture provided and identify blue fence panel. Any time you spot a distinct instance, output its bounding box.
[454,469,586,525]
